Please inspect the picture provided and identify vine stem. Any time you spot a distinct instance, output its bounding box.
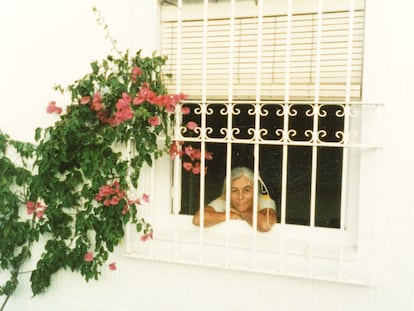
[92,6,122,57]
[0,217,35,311]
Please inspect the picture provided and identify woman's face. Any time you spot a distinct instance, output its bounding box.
[230,176,253,212]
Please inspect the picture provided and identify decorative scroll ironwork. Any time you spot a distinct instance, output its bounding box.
[178,101,381,148]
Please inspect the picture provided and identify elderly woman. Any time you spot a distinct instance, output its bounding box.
[192,167,277,232]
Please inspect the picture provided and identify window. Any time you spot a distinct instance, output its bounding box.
[127,0,382,285]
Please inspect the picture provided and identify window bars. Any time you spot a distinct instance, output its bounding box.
[127,0,382,285]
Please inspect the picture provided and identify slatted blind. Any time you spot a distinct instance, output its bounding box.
[161,9,364,101]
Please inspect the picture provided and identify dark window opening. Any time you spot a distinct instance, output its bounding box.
[179,102,343,229]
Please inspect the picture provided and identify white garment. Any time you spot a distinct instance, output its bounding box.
[207,195,276,212]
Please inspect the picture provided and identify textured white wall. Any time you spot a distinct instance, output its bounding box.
[1,0,414,310]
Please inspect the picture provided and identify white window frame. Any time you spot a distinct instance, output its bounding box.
[126,0,383,286]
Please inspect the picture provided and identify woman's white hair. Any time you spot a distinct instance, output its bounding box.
[221,167,254,195]
[222,166,269,196]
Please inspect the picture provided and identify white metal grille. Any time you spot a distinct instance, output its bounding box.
[127,0,382,285]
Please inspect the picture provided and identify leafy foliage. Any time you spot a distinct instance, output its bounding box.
[0,49,186,309]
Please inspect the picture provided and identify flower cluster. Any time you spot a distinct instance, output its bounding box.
[169,142,213,175]
[26,201,47,219]
[95,180,126,206]
[169,118,214,174]
[46,101,63,115]
[76,78,187,128]
[140,231,153,242]
[84,251,117,271]
[95,181,149,215]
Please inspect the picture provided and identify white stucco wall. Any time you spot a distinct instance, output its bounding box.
[1,0,413,310]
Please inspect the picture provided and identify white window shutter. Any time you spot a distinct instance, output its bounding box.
[161,10,364,101]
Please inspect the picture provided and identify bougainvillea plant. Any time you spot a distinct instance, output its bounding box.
[0,8,198,310]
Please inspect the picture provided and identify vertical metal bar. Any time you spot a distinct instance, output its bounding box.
[310,0,323,228]
[172,0,183,215]
[279,0,293,275]
[196,0,209,263]
[341,0,355,230]
[224,0,236,266]
[308,0,323,277]
[281,0,293,226]
[339,0,355,280]
[172,0,183,260]
[251,0,263,267]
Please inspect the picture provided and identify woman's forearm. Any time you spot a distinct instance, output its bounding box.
[193,207,242,227]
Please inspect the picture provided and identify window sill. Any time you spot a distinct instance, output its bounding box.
[126,215,373,286]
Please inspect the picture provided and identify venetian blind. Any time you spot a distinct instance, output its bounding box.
[161,9,364,101]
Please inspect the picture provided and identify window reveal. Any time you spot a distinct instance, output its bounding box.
[161,2,366,230]
[178,101,346,229]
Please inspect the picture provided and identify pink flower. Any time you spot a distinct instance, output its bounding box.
[184,145,194,158]
[191,149,201,160]
[26,201,47,218]
[122,205,129,215]
[205,151,213,161]
[110,196,120,205]
[169,142,183,159]
[46,101,63,114]
[181,106,190,115]
[131,66,142,83]
[35,203,47,219]
[183,162,193,171]
[26,201,35,215]
[140,231,153,242]
[84,252,94,262]
[108,262,117,271]
[141,193,150,203]
[186,121,198,130]
[91,92,104,111]
[98,185,112,197]
[148,116,160,126]
[133,84,157,105]
[192,163,201,175]
[80,96,90,105]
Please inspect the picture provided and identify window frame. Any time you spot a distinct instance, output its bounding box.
[125,0,382,286]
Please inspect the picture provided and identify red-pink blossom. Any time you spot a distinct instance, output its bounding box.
[26,201,35,215]
[80,96,90,105]
[26,201,47,219]
[91,93,104,111]
[192,163,201,175]
[110,196,120,205]
[186,121,198,131]
[131,66,142,83]
[140,231,153,242]
[133,84,157,105]
[46,101,63,114]
[108,262,117,271]
[35,202,47,219]
[148,116,160,126]
[122,205,129,215]
[169,142,183,159]
[183,162,193,171]
[205,151,214,161]
[98,185,112,197]
[184,145,194,158]
[141,193,150,203]
[181,106,190,115]
[191,149,201,160]
[84,252,94,262]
